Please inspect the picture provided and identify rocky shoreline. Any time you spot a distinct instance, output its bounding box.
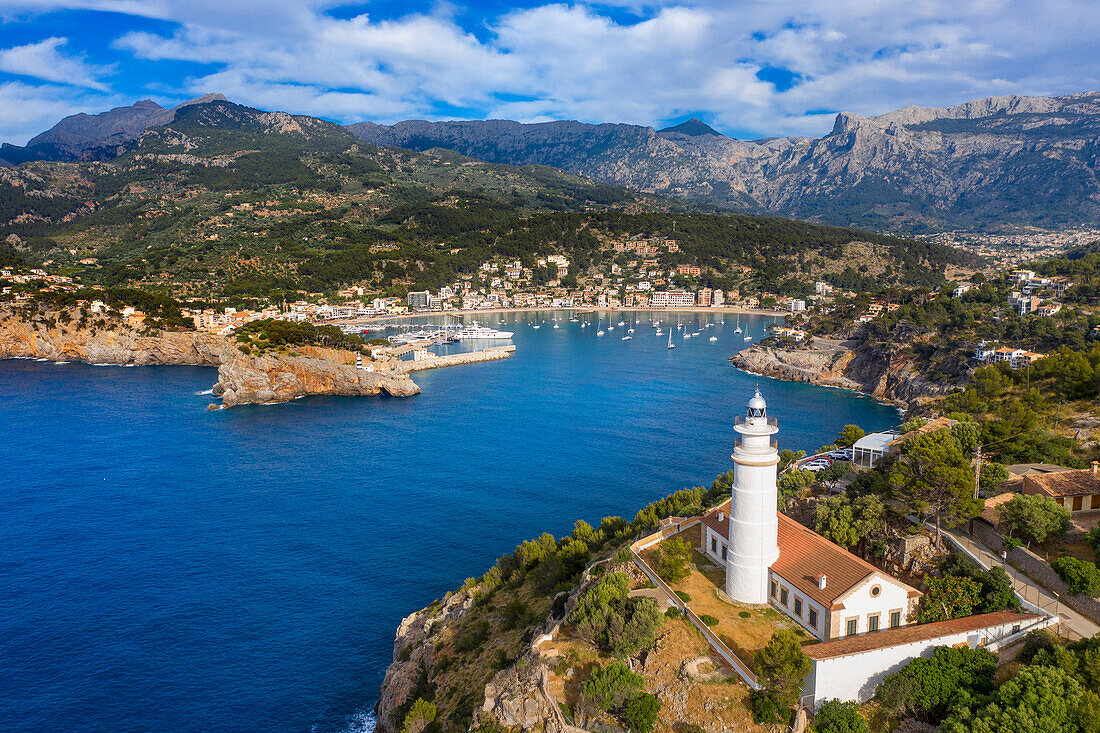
[0,306,419,407]
[730,341,961,411]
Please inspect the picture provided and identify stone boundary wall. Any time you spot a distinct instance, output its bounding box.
[971,521,1100,626]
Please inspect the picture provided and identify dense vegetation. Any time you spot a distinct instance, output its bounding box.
[233,318,364,352]
[0,100,975,301]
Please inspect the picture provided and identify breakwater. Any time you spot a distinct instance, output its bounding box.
[399,345,515,372]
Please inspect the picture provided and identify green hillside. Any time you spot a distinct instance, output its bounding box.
[0,101,977,300]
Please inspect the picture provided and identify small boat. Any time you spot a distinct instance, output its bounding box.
[597,317,605,336]
[532,323,540,329]
[744,330,752,341]
[655,328,663,336]
[709,335,718,342]
[617,320,625,327]
[553,321,559,329]
[667,329,676,349]
[735,314,742,334]
[621,335,631,341]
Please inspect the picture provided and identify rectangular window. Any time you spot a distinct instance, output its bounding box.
[846,618,857,636]
[1092,495,1100,510]
[721,546,727,561]
[779,587,789,606]
[890,611,901,628]
[794,598,803,617]
[1013,625,1021,634]
[1075,496,1084,512]
[711,537,717,553]
[808,608,818,628]
[770,581,777,598]
[868,615,879,632]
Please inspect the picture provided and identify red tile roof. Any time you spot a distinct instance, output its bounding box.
[803,611,1042,660]
[1024,468,1100,498]
[700,507,918,609]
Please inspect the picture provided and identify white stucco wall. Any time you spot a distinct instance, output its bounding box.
[804,615,1055,707]
[768,570,829,640]
[834,574,912,636]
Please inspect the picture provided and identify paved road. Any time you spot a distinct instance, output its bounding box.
[937,524,1100,640]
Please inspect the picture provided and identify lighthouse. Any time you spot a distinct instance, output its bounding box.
[725,388,780,604]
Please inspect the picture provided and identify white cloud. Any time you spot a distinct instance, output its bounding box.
[0,80,119,144]
[0,37,112,91]
[3,0,1100,141]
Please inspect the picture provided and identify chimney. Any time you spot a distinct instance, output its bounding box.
[818,573,827,590]
[1093,461,1099,475]
[718,511,725,522]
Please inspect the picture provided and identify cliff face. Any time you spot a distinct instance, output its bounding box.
[0,307,226,365]
[213,349,419,406]
[730,341,959,410]
[0,307,420,407]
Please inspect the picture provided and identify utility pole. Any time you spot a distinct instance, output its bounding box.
[973,444,983,500]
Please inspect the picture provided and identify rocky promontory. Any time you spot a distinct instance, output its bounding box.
[731,340,960,410]
[212,346,418,407]
[0,306,420,407]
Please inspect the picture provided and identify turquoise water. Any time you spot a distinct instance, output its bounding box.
[0,312,898,732]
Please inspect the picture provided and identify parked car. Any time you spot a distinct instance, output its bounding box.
[803,460,832,472]
[827,449,853,460]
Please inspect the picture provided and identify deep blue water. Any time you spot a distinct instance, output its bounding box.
[0,312,899,733]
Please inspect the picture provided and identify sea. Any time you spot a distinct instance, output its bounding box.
[0,311,900,733]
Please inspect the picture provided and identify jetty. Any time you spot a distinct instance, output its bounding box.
[396,345,515,373]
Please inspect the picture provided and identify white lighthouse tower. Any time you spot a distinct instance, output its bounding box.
[725,389,781,604]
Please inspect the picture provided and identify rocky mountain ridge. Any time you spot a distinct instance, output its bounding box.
[351,91,1100,231]
[0,93,227,165]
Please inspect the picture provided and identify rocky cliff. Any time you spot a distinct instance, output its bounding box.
[212,348,418,407]
[350,91,1100,230]
[0,307,226,365]
[0,306,420,406]
[731,341,959,410]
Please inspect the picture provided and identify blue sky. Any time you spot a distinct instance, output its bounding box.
[0,0,1098,145]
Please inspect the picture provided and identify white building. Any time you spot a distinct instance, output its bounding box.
[695,391,1053,709]
[952,283,972,298]
[852,431,900,468]
[702,391,919,639]
[788,299,806,312]
[650,290,695,308]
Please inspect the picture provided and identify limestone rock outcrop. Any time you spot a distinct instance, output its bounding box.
[731,341,959,410]
[0,306,421,407]
[212,349,419,406]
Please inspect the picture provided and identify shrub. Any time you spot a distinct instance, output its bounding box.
[401,698,436,733]
[665,607,681,619]
[582,661,645,711]
[620,692,661,733]
[752,630,812,725]
[917,576,981,622]
[998,494,1070,545]
[568,572,662,657]
[700,614,719,626]
[674,590,691,603]
[739,611,752,619]
[653,537,693,582]
[813,699,868,733]
[1052,556,1100,596]
[875,645,996,721]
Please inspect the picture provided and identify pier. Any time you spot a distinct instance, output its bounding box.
[396,345,515,372]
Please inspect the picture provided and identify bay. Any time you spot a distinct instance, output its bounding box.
[0,311,898,732]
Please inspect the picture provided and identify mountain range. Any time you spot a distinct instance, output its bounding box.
[0,98,972,298]
[3,91,1100,233]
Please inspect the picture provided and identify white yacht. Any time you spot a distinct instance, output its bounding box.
[735,314,742,334]
[453,324,514,340]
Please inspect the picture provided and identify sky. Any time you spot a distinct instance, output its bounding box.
[0,0,1098,146]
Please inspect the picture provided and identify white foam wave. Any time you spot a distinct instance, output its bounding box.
[342,710,376,733]
[195,389,214,395]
